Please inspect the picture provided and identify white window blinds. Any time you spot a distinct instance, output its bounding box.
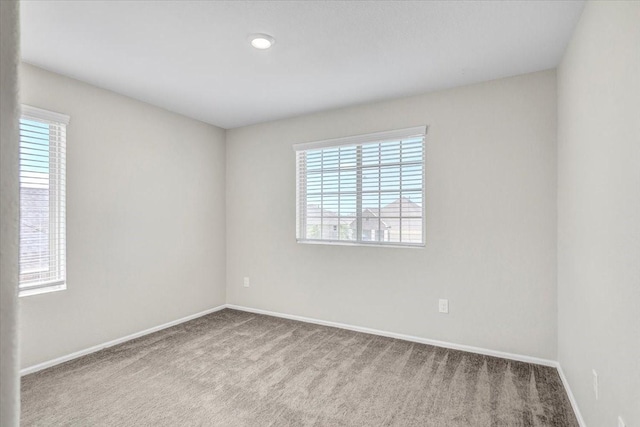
[294,126,426,247]
[19,105,69,296]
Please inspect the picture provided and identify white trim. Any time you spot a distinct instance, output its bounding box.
[556,363,587,427]
[297,239,425,249]
[21,104,70,125]
[20,305,227,376]
[225,304,557,367]
[18,283,66,298]
[292,125,427,151]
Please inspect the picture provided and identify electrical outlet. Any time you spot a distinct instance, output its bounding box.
[243,277,250,288]
[438,299,449,314]
[592,369,598,400]
[618,416,625,427]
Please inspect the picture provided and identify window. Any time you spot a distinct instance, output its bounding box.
[295,126,426,247]
[19,105,69,296]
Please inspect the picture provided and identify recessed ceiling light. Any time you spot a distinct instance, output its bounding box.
[249,34,275,50]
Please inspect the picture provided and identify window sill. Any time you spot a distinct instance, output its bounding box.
[19,283,67,298]
[297,239,425,249]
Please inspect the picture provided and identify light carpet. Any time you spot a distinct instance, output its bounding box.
[22,309,578,426]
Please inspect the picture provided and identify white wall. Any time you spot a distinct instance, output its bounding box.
[557,1,640,426]
[226,70,558,360]
[1,1,21,425]
[19,64,227,368]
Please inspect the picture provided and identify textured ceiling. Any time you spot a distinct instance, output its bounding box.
[21,1,585,129]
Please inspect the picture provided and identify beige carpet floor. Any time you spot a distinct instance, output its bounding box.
[22,309,578,426]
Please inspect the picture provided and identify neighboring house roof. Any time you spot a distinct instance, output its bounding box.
[349,209,390,230]
[305,205,352,227]
[380,197,422,217]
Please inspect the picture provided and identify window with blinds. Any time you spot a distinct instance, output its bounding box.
[19,105,69,296]
[294,126,426,247]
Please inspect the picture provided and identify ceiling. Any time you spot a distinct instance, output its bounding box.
[21,1,585,129]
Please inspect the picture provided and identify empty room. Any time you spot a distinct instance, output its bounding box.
[1,0,638,426]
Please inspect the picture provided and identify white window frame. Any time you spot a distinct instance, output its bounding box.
[19,105,69,297]
[294,126,427,248]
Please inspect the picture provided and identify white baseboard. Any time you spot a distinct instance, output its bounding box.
[556,363,587,427]
[225,304,557,368]
[20,305,227,376]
